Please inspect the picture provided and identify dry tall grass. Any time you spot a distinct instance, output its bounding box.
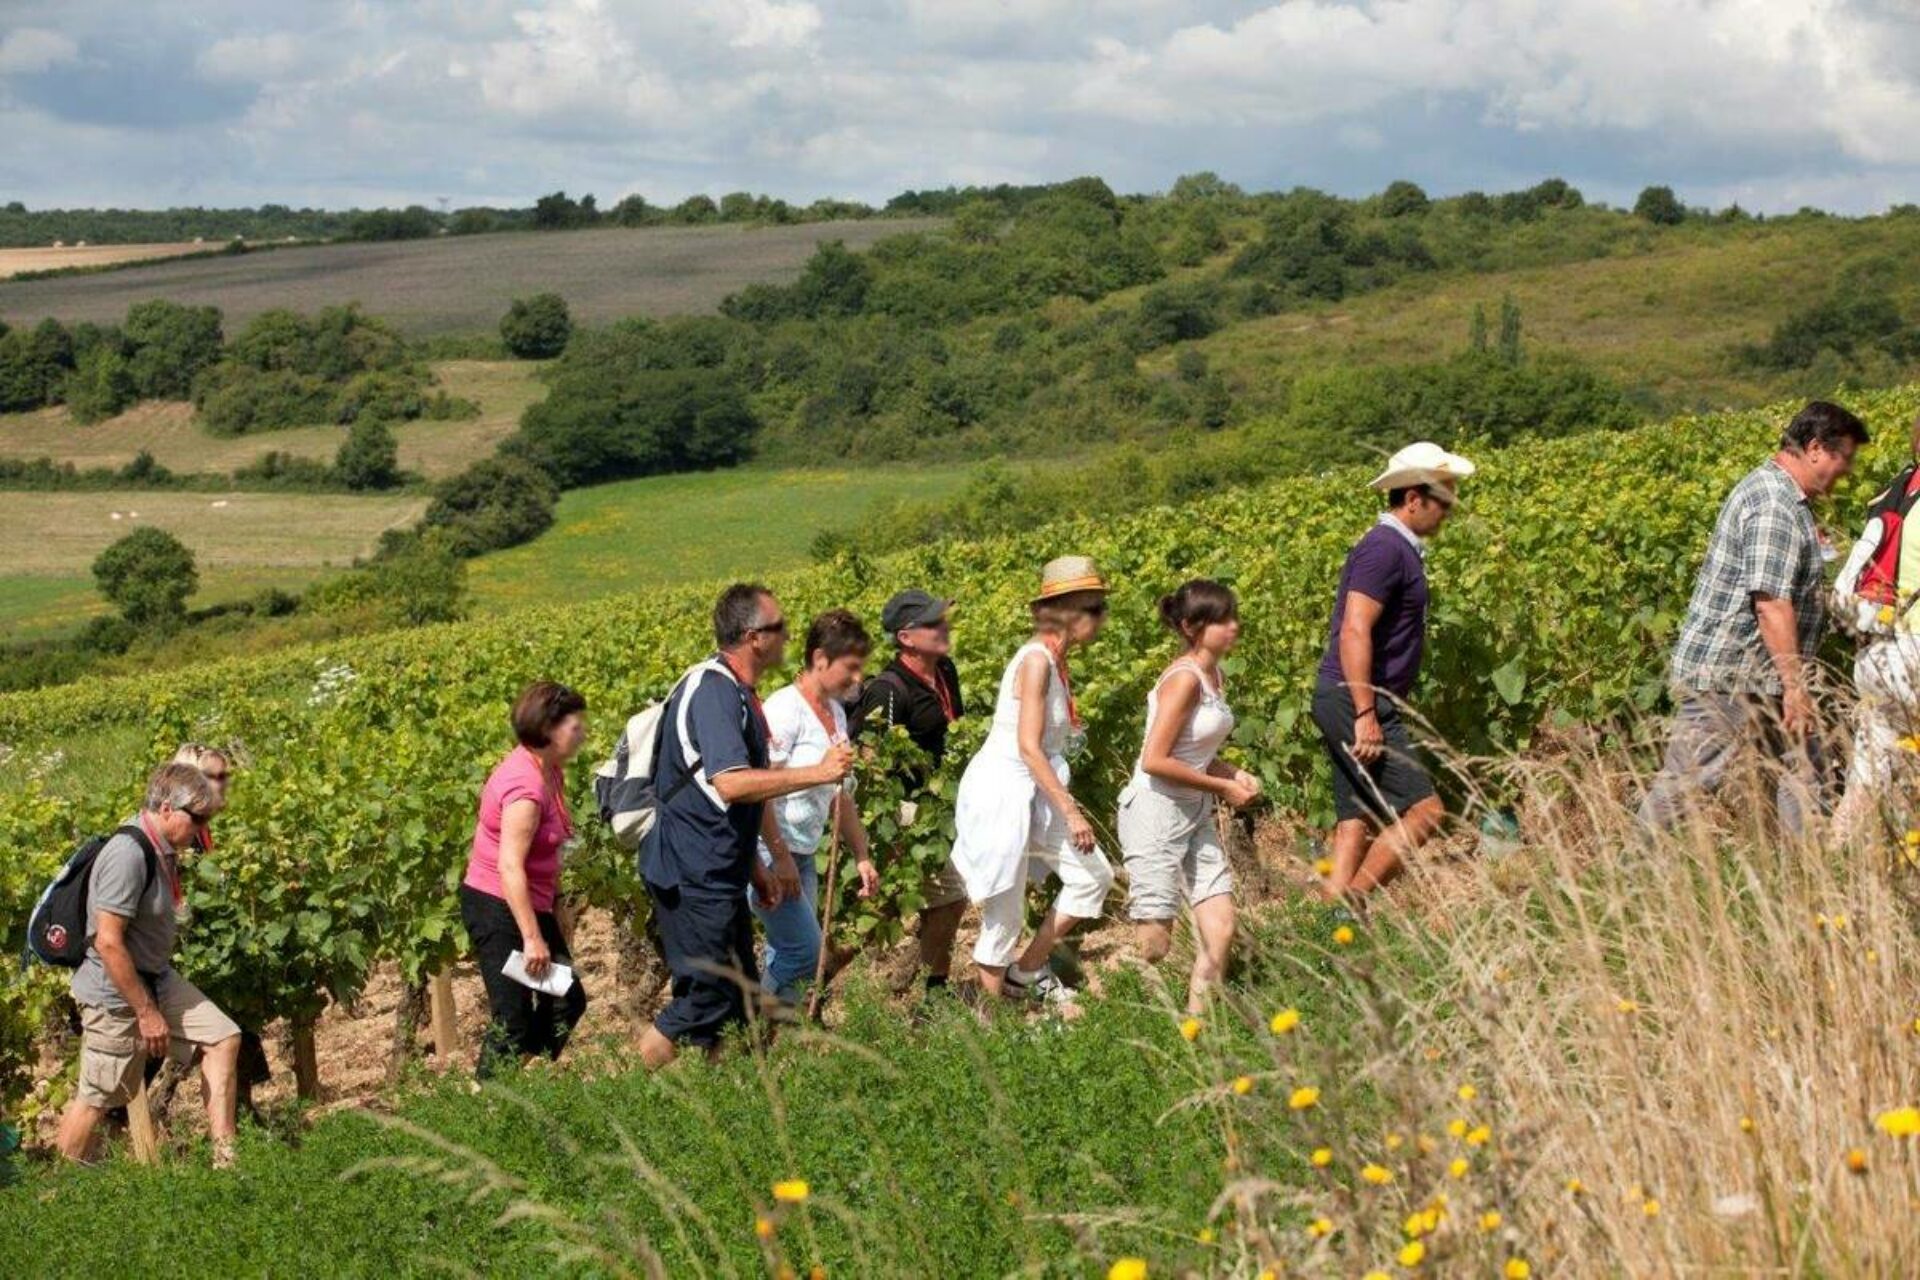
[1197,710,1920,1278]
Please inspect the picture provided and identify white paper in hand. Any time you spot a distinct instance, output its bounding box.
[503,949,576,997]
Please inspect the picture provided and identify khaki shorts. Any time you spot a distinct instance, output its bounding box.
[76,971,241,1109]
[1118,783,1234,921]
[920,856,968,912]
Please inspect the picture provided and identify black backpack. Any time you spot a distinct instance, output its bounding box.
[25,825,157,968]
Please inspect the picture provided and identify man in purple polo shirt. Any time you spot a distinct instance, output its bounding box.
[1311,442,1474,900]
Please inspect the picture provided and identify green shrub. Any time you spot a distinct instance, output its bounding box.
[1634,185,1687,226]
[195,366,336,436]
[334,418,403,491]
[420,456,558,556]
[510,367,758,486]
[122,299,223,399]
[1741,272,1920,372]
[91,526,197,625]
[332,370,423,423]
[64,345,135,423]
[498,293,573,360]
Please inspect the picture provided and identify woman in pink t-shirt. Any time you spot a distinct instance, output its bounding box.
[459,681,588,1076]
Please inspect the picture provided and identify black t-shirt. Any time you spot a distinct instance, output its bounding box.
[641,658,770,894]
[848,655,962,765]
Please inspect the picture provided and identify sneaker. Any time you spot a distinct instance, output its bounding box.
[1005,965,1078,1005]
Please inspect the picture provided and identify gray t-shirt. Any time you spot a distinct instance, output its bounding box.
[69,819,177,1012]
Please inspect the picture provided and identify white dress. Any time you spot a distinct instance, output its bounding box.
[950,641,1077,903]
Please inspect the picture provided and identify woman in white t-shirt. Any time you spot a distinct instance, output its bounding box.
[750,609,878,1004]
[1118,580,1261,1012]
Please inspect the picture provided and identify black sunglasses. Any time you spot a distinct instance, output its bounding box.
[752,617,790,636]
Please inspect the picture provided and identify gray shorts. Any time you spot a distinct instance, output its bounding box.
[1118,783,1234,921]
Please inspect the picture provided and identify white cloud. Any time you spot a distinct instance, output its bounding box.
[0,27,78,74]
[1,1,1918,212]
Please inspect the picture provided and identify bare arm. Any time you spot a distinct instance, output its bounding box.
[94,911,167,1057]
[496,798,550,975]
[713,756,848,805]
[1015,650,1078,819]
[1339,592,1388,763]
[1139,671,1235,798]
[1753,593,1813,732]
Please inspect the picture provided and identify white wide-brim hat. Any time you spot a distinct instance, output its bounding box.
[1369,442,1477,496]
[1032,554,1108,605]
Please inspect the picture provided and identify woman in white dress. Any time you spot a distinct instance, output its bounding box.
[951,555,1117,1003]
[1118,580,1261,1013]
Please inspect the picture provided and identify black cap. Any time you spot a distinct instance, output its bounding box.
[881,589,951,636]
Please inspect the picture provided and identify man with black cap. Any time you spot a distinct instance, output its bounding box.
[849,588,967,993]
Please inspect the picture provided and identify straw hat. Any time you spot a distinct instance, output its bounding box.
[1032,555,1108,605]
[1369,442,1477,495]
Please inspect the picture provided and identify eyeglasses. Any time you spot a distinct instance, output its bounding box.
[1085,601,1109,618]
[752,618,790,636]
[184,807,215,823]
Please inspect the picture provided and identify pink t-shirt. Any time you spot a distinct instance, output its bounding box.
[463,746,573,913]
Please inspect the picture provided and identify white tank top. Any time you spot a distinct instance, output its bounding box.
[984,640,1071,761]
[1130,658,1234,799]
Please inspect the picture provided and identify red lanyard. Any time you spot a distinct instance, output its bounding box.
[900,657,957,723]
[796,680,846,744]
[1041,638,1083,730]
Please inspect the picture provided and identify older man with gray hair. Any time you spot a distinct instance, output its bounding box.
[54,762,243,1166]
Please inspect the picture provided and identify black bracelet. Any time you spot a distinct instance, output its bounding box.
[1354,706,1378,720]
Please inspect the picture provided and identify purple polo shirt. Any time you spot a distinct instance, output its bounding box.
[1317,515,1430,697]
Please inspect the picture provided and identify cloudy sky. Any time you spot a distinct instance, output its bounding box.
[1,0,1917,214]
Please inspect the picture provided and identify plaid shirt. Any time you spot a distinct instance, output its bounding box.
[1669,460,1825,695]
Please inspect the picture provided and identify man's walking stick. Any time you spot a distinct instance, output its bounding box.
[804,798,845,1025]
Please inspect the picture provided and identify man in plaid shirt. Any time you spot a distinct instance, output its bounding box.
[1639,401,1869,837]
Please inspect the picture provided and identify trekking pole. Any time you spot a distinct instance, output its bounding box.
[804,799,845,1025]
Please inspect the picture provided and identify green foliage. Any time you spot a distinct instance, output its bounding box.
[1378,179,1432,217]
[420,456,559,557]
[90,526,197,625]
[1133,279,1226,350]
[498,292,573,360]
[531,191,598,230]
[1740,268,1920,372]
[63,344,135,423]
[511,365,757,486]
[305,534,468,629]
[344,206,440,241]
[0,319,74,412]
[122,300,223,399]
[194,306,432,436]
[334,418,402,491]
[1634,184,1687,226]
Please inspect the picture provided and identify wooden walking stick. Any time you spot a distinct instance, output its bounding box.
[804,797,846,1025]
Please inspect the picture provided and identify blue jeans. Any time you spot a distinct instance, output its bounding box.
[747,855,820,1003]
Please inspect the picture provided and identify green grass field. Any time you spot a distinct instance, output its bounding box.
[1161,216,1920,412]
[0,360,540,481]
[468,464,976,611]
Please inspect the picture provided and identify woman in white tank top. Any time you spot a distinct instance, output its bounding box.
[1118,580,1262,1013]
[950,555,1117,1004]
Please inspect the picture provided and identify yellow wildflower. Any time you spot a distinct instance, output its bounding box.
[773,1180,810,1204]
[1505,1261,1532,1280]
[1906,829,1920,847]
[1233,1076,1256,1096]
[1362,1163,1394,1185]
[754,1216,775,1239]
[1847,1147,1870,1174]
[1270,1008,1301,1034]
[1566,1177,1584,1195]
[1311,1146,1333,1167]
[1875,1106,1920,1137]
[810,1267,827,1280]
[1107,1260,1148,1280]
[1446,1118,1468,1139]
[1881,605,1898,625]
[1900,735,1920,753]
[1314,857,1334,876]
[1397,1239,1426,1267]
[1386,1132,1405,1150]
[1307,1216,1334,1238]
[1196,1227,1216,1245]
[1739,1116,1755,1133]
[1457,1083,1478,1102]
[1287,1084,1318,1108]
[1448,1157,1469,1179]
[1465,1125,1492,1148]
[1642,1197,1661,1218]
[1480,1210,1502,1232]
[1832,912,1849,930]
[1333,925,1355,946]
[1180,1017,1202,1042]
[1616,997,1639,1015]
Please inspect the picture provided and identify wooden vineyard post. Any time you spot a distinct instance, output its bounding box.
[126,1073,161,1164]
[429,968,459,1066]
[291,1018,321,1101]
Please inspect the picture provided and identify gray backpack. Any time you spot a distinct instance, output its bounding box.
[593,661,726,850]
